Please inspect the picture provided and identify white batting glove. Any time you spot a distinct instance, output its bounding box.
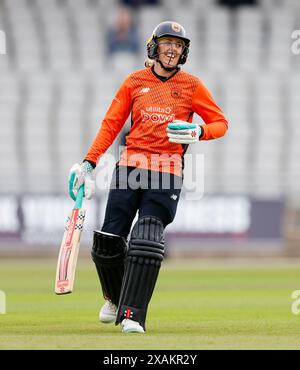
[69,162,95,201]
[167,121,203,144]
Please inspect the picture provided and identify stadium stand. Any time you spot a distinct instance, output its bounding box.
[0,0,300,206]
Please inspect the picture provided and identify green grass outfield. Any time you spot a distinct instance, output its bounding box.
[0,257,300,350]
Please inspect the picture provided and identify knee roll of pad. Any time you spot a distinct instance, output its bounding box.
[116,216,165,330]
[91,231,127,306]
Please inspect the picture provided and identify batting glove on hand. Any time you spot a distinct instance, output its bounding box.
[69,162,95,201]
[167,121,203,144]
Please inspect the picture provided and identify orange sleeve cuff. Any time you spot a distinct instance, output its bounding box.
[201,121,228,140]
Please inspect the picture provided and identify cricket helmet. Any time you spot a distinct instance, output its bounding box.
[146,21,190,65]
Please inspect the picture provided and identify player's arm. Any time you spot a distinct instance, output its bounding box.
[69,77,133,200]
[84,77,133,166]
[190,80,228,140]
[167,80,228,144]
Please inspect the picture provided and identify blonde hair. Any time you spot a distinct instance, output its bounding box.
[144,59,154,68]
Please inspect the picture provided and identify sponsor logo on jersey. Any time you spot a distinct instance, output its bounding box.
[141,106,175,124]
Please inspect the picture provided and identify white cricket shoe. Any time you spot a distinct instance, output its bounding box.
[121,319,145,333]
[99,300,117,323]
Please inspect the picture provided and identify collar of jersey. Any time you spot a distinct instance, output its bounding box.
[150,65,180,82]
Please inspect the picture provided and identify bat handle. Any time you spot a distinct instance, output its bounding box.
[74,185,84,209]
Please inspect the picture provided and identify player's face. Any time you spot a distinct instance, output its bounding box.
[157,37,185,67]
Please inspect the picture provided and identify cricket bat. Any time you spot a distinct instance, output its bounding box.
[55,185,85,294]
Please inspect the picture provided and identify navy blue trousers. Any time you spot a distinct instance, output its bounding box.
[101,165,182,238]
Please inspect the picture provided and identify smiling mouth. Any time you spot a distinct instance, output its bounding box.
[165,52,177,59]
[161,54,178,67]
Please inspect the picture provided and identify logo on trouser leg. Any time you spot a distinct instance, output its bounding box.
[0,290,6,314]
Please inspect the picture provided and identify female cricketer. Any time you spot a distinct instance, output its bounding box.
[69,21,228,333]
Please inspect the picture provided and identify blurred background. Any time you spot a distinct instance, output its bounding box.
[0,0,300,258]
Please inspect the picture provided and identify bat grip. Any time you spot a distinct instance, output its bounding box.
[74,185,84,209]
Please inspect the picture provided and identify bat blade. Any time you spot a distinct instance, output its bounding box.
[55,207,86,294]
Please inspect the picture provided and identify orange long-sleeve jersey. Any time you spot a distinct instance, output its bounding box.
[84,67,228,177]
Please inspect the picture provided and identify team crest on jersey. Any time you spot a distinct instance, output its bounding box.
[171,89,181,98]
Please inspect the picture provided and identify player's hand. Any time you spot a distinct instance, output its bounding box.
[167,121,203,144]
[69,162,95,201]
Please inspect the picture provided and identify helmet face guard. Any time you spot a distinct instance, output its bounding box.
[147,21,190,66]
